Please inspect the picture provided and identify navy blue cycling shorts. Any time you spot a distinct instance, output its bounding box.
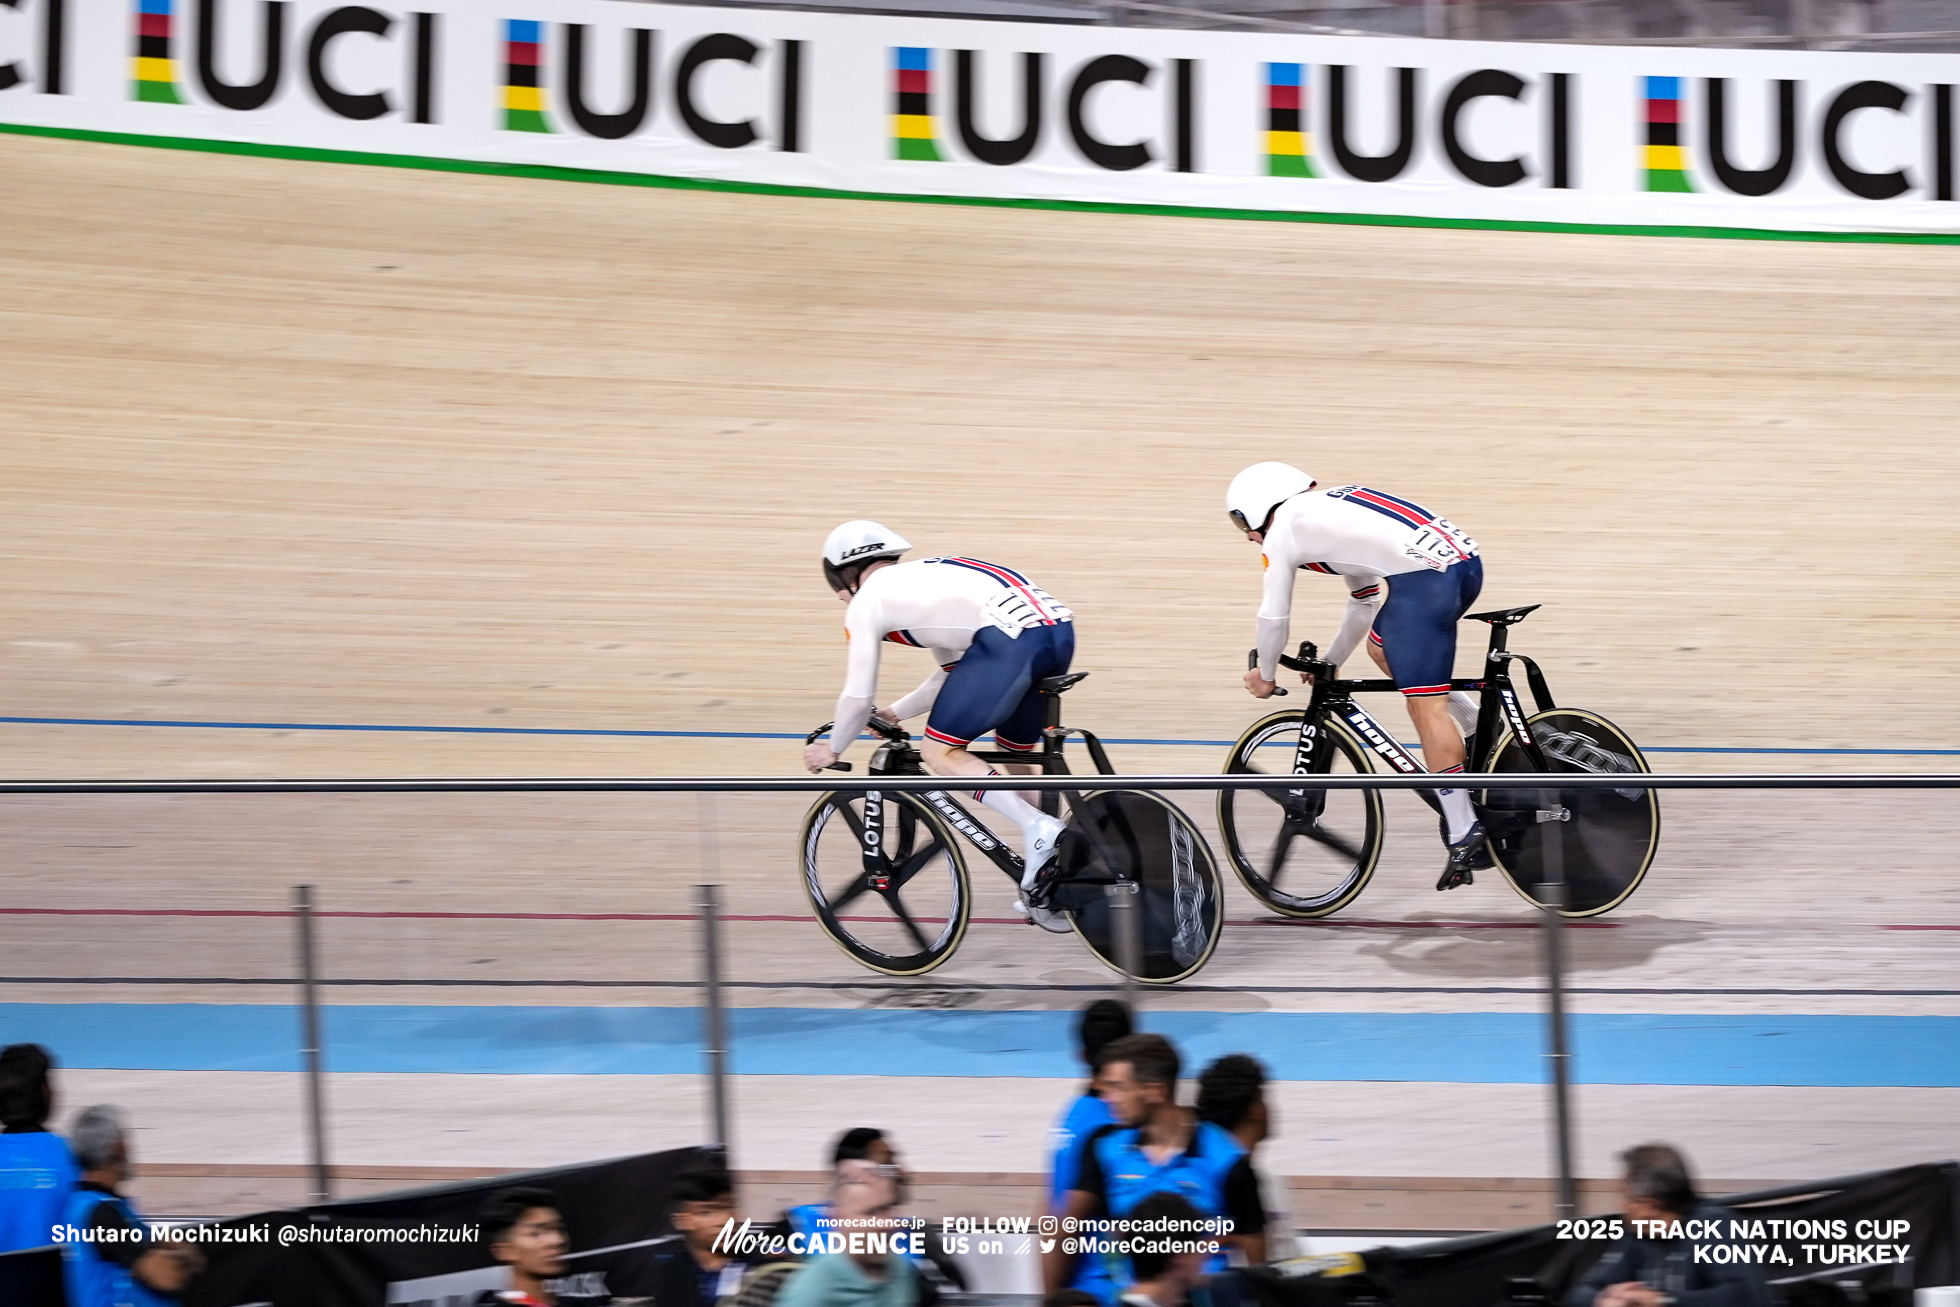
[925,622,1076,751]
[1368,557,1484,696]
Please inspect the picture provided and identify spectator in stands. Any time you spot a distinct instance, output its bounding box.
[619,1167,750,1307]
[1045,1035,1265,1305]
[60,1105,202,1307]
[1195,1055,1297,1262]
[783,1136,962,1297]
[775,1160,919,1307]
[1118,1193,1212,1307]
[476,1186,609,1306]
[0,1044,80,1253]
[1565,1144,1770,1307]
[788,1130,899,1243]
[1048,1001,1132,1212]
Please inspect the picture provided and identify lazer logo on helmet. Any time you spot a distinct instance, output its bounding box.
[841,541,890,560]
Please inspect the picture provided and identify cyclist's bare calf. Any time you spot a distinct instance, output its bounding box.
[919,736,997,781]
[919,736,1061,889]
[1364,641,1465,773]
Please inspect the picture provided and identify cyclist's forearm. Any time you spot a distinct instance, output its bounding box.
[829,694,876,756]
[1324,596,1379,670]
[888,668,948,721]
[1254,616,1290,682]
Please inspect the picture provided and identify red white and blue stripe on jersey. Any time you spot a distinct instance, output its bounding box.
[929,556,1066,625]
[1338,487,1471,563]
[1350,584,1381,600]
[884,630,925,647]
[1341,485,1438,528]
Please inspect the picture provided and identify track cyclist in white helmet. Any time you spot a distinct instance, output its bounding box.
[1227,464,1493,890]
[803,521,1076,926]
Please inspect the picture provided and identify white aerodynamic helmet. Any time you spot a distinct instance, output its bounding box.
[1226,462,1317,536]
[822,520,912,592]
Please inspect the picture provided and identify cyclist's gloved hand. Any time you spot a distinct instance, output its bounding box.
[804,742,840,773]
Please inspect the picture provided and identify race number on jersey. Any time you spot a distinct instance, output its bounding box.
[1405,519,1477,572]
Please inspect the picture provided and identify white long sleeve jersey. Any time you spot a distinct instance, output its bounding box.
[1254,485,1478,681]
[827,557,1073,756]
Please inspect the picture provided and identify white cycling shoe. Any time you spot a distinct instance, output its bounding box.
[1017,812,1073,933]
[1019,811,1068,889]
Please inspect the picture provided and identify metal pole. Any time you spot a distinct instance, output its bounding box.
[1109,883,1142,1011]
[1538,791,1577,1222]
[294,884,331,1205]
[697,881,731,1156]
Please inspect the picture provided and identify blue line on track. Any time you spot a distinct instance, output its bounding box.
[3,1005,1955,1087]
[0,716,1954,756]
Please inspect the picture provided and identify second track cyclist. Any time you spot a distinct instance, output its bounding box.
[1226,464,1491,890]
[803,521,1077,927]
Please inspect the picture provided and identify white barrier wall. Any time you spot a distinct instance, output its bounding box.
[2,0,1958,234]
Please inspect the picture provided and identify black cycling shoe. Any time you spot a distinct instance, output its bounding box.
[1437,822,1488,891]
[1436,815,1495,872]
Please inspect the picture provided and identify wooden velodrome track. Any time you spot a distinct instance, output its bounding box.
[4,133,1959,1212]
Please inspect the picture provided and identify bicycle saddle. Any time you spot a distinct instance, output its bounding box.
[1465,604,1541,626]
[1037,672,1090,694]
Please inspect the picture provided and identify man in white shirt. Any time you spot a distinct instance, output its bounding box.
[1225,464,1489,889]
[802,521,1074,916]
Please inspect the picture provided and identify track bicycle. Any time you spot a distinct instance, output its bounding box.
[799,673,1225,984]
[1220,605,1659,919]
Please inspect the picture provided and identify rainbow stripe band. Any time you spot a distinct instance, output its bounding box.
[1267,63,1316,178]
[505,20,550,133]
[131,0,183,104]
[893,48,942,162]
[1644,76,1692,192]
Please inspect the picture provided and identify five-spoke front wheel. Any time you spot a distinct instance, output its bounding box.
[800,790,972,975]
[1218,710,1385,918]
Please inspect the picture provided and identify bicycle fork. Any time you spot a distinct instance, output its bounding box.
[859,789,890,891]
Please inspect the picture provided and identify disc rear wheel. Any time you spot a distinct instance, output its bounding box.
[1480,708,1659,918]
[1049,790,1224,985]
[800,791,971,975]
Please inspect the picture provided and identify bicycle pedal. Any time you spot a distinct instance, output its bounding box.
[1435,867,1475,891]
[1016,897,1073,934]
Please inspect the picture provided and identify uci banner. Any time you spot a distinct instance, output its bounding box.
[0,0,1957,234]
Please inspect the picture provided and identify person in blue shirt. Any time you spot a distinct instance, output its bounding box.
[0,1044,81,1254]
[1047,1001,1132,1213]
[1043,1035,1265,1307]
[60,1105,201,1307]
